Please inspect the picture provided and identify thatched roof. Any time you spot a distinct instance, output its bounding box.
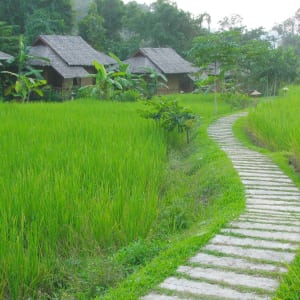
[124,56,162,74]
[0,50,13,61]
[124,48,199,75]
[29,35,116,79]
[0,51,13,65]
[29,45,89,79]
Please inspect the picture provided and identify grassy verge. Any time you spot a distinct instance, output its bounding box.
[233,93,300,300]
[99,95,246,299]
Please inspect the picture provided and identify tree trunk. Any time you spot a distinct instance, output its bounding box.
[214,62,218,115]
[186,129,190,144]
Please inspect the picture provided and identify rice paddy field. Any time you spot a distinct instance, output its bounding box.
[0,95,236,298]
[245,85,300,169]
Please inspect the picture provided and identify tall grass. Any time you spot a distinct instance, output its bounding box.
[245,86,300,168]
[0,94,237,298]
[0,100,167,298]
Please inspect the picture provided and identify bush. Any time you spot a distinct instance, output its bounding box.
[221,92,254,109]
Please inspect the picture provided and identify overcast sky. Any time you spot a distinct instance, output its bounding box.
[123,0,300,31]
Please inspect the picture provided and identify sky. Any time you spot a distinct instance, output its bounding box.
[123,0,300,31]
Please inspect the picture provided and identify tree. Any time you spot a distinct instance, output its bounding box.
[218,14,244,31]
[24,9,66,44]
[189,29,242,113]
[0,0,74,40]
[145,0,202,54]
[94,0,124,40]
[78,3,106,51]
[0,21,19,55]
[2,36,47,102]
[140,99,197,144]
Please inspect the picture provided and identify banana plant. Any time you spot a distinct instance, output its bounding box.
[3,70,46,102]
[1,35,47,102]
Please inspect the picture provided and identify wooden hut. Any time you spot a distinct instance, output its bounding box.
[29,35,116,91]
[124,48,199,94]
[0,51,13,65]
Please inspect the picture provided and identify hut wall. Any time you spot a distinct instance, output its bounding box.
[158,74,180,94]
[81,77,93,86]
[158,74,195,94]
[43,67,64,88]
[62,79,73,90]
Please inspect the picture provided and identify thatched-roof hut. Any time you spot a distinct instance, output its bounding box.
[29,35,116,91]
[124,48,199,94]
[0,51,13,66]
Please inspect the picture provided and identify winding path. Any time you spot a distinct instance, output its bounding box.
[142,113,300,300]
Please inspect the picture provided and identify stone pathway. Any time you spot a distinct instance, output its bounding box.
[141,113,300,300]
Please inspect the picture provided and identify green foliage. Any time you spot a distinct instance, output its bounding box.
[140,98,197,143]
[189,27,299,97]
[0,93,242,298]
[75,0,206,59]
[0,100,167,299]
[245,85,300,169]
[143,0,204,54]
[144,68,168,99]
[114,240,164,274]
[78,2,106,52]
[0,0,73,39]
[81,57,144,101]
[1,36,47,102]
[3,70,47,102]
[24,9,66,44]
[102,94,245,300]
[0,21,19,55]
[94,0,124,40]
[220,92,254,110]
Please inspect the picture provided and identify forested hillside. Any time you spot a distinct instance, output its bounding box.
[1,0,300,95]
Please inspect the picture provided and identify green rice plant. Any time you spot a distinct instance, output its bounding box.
[0,93,236,298]
[0,100,167,298]
[245,86,300,168]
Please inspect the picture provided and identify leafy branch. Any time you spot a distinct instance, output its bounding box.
[140,99,198,144]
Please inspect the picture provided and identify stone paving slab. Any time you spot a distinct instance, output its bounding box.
[141,294,185,300]
[238,170,286,176]
[239,173,292,182]
[234,165,283,171]
[178,266,278,291]
[246,194,300,201]
[245,186,299,192]
[204,244,295,263]
[239,216,300,226]
[233,163,280,169]
[160,277,269,300]
[242,180,298,188]
[190,252,287,273]
[222,228,300,242]
[229,221,300,233]
[247,204,300,213]
[241,179,300,189]
[247,199,300,206]
[235,165,281,170]
[246,189,300,196]
[245,210,300,220]
[210,234,298,250]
